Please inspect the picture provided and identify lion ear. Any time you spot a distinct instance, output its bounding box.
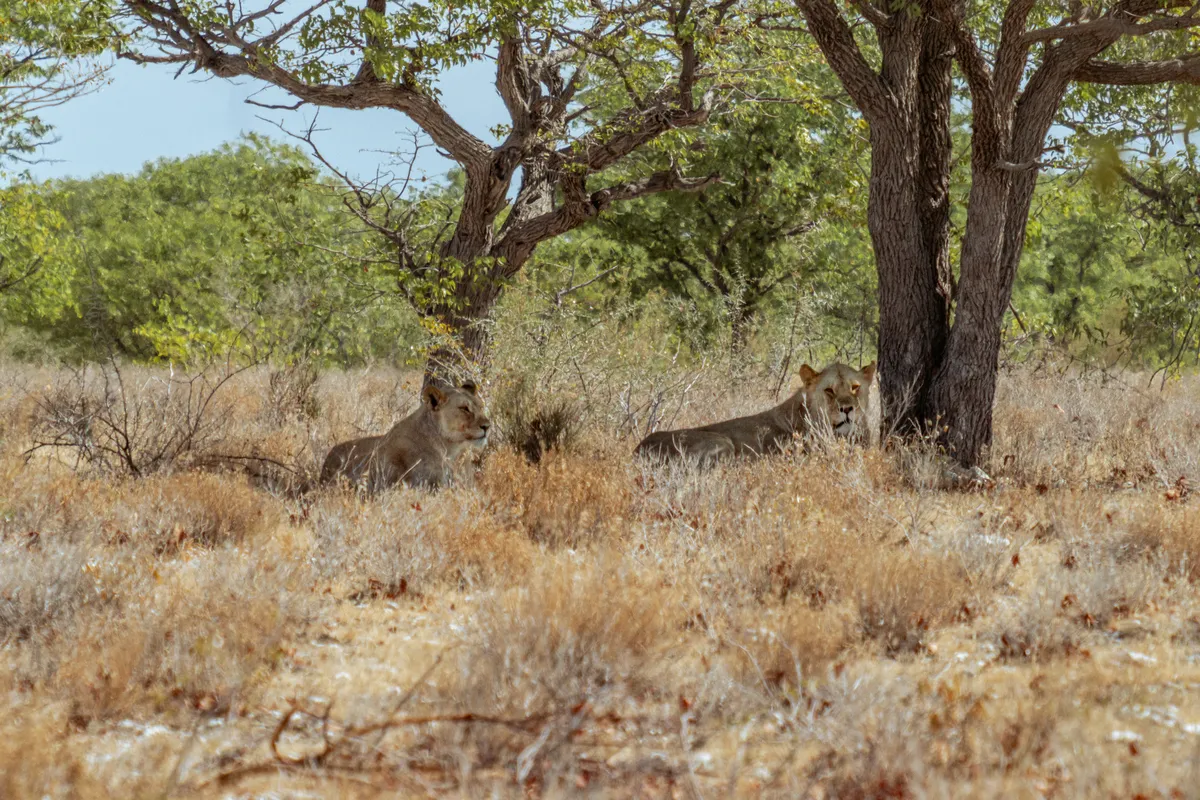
[460,380,478,396]
[423,384,447,409]
[798,364,820,386]
[859,362,877,384]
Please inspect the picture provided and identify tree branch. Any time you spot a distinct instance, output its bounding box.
[496,35,533,133]
[1023,2,1200,44]
[495,169,719,271]
[993,0,1038,104]
[930,0,995,101]
[121,0,492,167]
[1075,52,1200,83]
[557,87,715,172]
[0,256,43,293]
[849,0,890,29]
[793,0,892,123]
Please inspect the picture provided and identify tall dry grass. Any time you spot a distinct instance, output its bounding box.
[1,354,1200,797]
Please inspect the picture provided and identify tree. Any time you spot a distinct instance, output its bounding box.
[1,137,416,364]
[1107,151,1200,375]
[115,0,741,380]
[0,0,114,168]
[1014,173,1152,354]
[600,50,868,353]
[1,0,115,302]
[792,0,1200,465]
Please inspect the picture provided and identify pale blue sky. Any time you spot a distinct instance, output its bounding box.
[27,58,507,184]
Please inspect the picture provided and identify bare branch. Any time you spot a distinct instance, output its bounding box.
[1024,2,1200,43]
[245,95,306,111]
[1075,52,1200,83]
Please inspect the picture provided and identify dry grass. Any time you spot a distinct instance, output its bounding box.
[3,357,1200,797]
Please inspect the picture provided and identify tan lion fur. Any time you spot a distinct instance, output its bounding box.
[320,382,491,491]
[635,361,875,465]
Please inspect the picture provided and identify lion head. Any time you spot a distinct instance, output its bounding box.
[423,381,491,446]
[799,361,876,440]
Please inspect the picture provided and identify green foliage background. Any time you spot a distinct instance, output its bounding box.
[0,137,422,365]
[4,126,1200,373]
[5,0,1200,374]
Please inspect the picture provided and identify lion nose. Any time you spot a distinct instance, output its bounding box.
[840,406,854,416]
[480,421,491,433]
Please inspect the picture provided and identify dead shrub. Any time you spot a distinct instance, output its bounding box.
[0,538,95,647]
[0,703,111,800]
[55,548,312,720]
[492,376,580,464]
[0,465,113,542]
[27,360,247,477]
[988,586,1079,662]
[266,359,322,426]
[991,368,1200,488]
[803,670,1066,795]
[735,603,858,689]
[1125,506,1200,581]
[480,449,632,548]
[310,490,535,596]
[988,535,1164,661]
[1059,533,1166,627]
[0,367,41,453]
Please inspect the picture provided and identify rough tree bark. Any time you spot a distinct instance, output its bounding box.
[797,0,1200,465]
[118,0,726,384]
[797,0,952,438]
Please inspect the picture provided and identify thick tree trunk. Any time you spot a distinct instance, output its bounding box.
[917,18,956,324]
[423,280,502,387]
[855,15,952,440]
[926,167,1012,464]
[924,59,1071,466]
[869,126,943,437]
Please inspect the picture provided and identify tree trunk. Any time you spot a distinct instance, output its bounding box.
[867,16,954,440]
[423,279,503,387]
[870,129,944,438]
[422,161,534,388]
[916,17,955,329]
[924,56,1072,465]
[729,302,754,357]
[926,165,1011,464]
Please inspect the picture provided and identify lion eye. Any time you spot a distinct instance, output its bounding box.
[824,387,835,397]
[850,383,860,394]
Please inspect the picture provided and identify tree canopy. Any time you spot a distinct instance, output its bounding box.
[0,0,114,169]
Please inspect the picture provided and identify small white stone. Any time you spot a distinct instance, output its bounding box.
[1128,651,1157,665]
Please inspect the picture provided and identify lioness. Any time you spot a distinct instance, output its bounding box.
[320,381,490,491]
[635,361,875,464]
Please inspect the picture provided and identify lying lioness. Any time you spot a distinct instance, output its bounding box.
[635,361,875,464]
[320,381,490,491]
